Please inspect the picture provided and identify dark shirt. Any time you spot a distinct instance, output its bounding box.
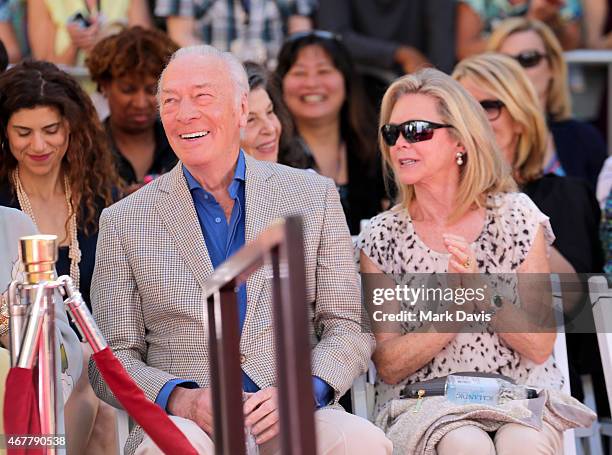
[105,118,177,185]
[296,138,385,235]
[550,118,607,190]
[522,173,603,273]
[317,0,456,73]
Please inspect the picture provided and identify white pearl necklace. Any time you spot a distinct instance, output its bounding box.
[12,168,81,288]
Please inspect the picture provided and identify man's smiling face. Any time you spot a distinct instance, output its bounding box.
[159,54,247,170]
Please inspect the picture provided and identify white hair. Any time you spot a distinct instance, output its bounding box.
[157,45,249,106]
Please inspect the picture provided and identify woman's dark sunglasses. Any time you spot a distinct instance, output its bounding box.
[479,99,505,121]
[380,120,452,146]
[511,50,547,69]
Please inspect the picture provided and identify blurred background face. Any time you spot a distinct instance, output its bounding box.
[7,105,69,178]
[460,77,521,165]
[241,87,281,162]
[282,44,345,124]
[497,30,552,111]
[104,74,158,133]
[386,93,458,186]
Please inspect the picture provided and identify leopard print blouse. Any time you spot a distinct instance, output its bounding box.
[357,192,564,415]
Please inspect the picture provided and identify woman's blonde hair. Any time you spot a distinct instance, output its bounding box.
[453,53,547,184]
[379,68,515,221]
[488,17,571,121]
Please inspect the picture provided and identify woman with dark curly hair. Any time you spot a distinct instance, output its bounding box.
[0,60,119,309]
[275,31,385,234]
[87,26,178,192]
[0,59,121,454]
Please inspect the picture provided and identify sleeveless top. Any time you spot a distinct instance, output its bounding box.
[356,192,564,415]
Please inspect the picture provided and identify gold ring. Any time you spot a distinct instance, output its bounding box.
[463,257,471,269]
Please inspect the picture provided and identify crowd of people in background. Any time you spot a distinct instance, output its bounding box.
[0,0,611,454]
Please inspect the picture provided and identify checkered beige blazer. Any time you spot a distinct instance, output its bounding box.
[89,155,373,453]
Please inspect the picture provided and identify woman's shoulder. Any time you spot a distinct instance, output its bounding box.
[0,207,36,235]
[360,205,409,237]
[550,117,601,135]
[487,191,539,214]
[486,191,555,256]
[0,207,37,262]
[550,118,606,150]
[525,173,593,196]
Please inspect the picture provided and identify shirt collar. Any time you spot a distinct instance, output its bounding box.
[183,150,246,199]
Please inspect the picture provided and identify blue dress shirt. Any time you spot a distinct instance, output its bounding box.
[155,151,332,411]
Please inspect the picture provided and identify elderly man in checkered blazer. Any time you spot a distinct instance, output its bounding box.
[89,45,392,455]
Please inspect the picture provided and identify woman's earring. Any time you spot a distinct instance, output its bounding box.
[456,152,464,166]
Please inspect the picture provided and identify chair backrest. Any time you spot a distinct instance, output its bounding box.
[588,275,612,417]
[551,274,578,455]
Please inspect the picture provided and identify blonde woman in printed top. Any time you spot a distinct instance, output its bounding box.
[357,68,563,454]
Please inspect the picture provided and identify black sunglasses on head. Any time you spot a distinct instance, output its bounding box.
[511,50,547,69]
[479,99,505,121]
[380,120,453,147]
[285,30,341,44]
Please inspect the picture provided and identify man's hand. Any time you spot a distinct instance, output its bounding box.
[394,46,430,74]
[243,387,279,444]
[167,387,214,436]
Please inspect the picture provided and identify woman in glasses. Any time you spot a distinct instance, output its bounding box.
[455,52,611,422]
[357,67,568,453]
[275,31,385,234]
[241,61,309,167]
[453,53,602,274]
[488,18,607,189]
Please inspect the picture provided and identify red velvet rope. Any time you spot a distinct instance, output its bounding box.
[91,347,197,455]
[3,367,42,455]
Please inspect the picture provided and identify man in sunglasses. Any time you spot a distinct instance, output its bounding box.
[457,0,582,60]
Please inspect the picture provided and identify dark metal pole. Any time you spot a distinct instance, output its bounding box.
[207,287,245,455]
[271,217,317,455]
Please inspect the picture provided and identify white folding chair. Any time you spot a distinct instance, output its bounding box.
[350,275,597,455]
[115,408,130,455]
[351,361,376,421]
[588,276,612,454]
[588,276,612,416]
[551,275,581,455]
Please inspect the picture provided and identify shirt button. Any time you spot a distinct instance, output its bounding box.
[240,354,246,364]
[204,194,209,200]
[215,217,221,223]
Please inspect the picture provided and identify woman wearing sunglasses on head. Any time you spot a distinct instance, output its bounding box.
[357,68,569,454]
[275,31,385,235]
[488,18,607,189]
[453,53,603,275]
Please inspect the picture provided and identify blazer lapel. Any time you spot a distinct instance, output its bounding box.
[241,156,277,346]
[155,163,214,291]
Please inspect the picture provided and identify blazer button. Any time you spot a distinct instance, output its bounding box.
[240,354,246,364]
